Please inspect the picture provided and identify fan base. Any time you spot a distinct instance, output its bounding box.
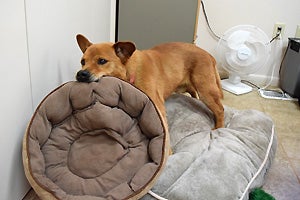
[221,79,252,95]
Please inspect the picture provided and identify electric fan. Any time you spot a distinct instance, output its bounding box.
[216,25,271,95]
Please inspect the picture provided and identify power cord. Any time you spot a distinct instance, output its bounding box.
[201,1,221,40]
[269,27,282,43]
[241,80,260,89]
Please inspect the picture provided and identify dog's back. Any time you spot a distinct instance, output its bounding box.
[135,42,223,99]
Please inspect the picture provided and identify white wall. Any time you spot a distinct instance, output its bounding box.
[0,1,33,199]
[26,0,113,108]
[0,0,113,199]
[196,0,300,86]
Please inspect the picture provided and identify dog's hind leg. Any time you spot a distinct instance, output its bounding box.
[191,74,224,129]
[201,92,224,129]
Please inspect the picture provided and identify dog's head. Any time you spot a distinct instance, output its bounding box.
[75,34,136,82]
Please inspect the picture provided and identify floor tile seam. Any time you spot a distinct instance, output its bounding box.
[280,142,300,184]
[288,159,300,184]
[276,142,289,159]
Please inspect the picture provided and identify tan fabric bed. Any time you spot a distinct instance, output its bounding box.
[22,77,169,200]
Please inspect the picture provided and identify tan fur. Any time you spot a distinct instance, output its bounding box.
[76,34,224,129]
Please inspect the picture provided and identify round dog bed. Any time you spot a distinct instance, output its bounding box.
[22,77,169,200]
[142,94,277,200]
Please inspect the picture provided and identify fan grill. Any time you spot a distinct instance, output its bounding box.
[217,25,271,75]
[216,25,271,95]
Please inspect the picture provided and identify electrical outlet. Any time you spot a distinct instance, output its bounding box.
[272,23,285,39]
[295,25,300,38]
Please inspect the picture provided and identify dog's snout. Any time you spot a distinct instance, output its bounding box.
[76,70,91,82]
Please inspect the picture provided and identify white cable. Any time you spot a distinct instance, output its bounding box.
[148,190,168,200]
[239,125,275,200]
[260,36,283,90]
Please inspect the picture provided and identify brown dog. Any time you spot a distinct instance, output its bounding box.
[76,34,224,129]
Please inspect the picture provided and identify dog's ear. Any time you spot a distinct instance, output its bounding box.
[113,42,136,64]
[76,34,93,53]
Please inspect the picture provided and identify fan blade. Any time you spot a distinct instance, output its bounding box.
[224,41,269,74]
[227,30,251,50]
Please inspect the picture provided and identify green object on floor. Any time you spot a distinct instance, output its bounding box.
[249,188,275,200]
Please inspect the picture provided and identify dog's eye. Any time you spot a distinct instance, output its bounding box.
[98,58,108,65]
[81,59,85,66]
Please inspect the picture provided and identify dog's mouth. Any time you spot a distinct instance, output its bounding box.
[76,70,99,83]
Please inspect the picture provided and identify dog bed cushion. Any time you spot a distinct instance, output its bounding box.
[22,77,169,200]
[142,94,276,200]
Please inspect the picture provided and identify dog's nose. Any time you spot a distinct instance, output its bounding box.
[76,70,91,82]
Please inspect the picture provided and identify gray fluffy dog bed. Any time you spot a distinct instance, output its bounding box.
[142,94,276,200]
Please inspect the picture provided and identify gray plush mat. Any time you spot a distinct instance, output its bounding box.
[143,94,276,200]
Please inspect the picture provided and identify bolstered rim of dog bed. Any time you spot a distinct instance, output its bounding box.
[22,76,169,200]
